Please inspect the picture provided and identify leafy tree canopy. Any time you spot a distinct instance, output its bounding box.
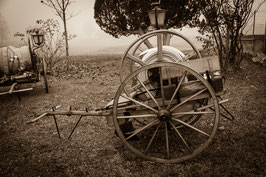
[94,0,202,38]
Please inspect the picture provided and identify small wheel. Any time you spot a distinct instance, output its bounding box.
[120,30,202,82]
[42,57,48,93]
[113,62,220,163]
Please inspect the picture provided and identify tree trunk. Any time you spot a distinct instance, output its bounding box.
[62,10,69,71]
[212,25,225,72]
[63,20,69,57]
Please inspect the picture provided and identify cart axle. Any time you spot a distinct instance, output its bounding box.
[158,109,171,121]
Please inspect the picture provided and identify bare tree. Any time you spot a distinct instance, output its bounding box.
[41,0,75,70]
[35,19,69,72]
[15,18,76,72]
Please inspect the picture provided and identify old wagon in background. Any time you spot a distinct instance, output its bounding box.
[0,30,48,100]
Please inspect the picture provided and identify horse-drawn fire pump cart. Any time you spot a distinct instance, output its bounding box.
[0,30,48,100]
[28,4,234,163]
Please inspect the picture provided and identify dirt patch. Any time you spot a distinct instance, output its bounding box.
[0,54,265,176]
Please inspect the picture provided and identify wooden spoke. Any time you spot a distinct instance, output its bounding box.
[169,121,192,153]
[121,95,158,113]
[171,118,210,137]
[137,46,144,52]
[144,39,154,49]
[117,114,157,119]
[165,122,170,159]
[136,76,161,109]
[127,80,152,93]
[157,33,163,61]
[163,32,171,46]
[123,88,131,98]
[167,74,186,109]
[144,122,161,154]
[170,88,207,112]
[183,51,196,60]
[132,35,157,56]
[172,111,215,116]
[126,53,147,66]
[125,119,159,140]
[159,67,166,107]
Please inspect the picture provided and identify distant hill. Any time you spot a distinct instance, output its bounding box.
[70,36,203,56]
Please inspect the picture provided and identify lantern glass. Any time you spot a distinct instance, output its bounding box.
[148,8,166,26]
[32,34,44,46]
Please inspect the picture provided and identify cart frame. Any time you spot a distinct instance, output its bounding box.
[29,29,234,163]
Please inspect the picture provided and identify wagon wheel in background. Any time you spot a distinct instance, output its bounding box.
[120,29,205,127]
[120,29,202,83]
[42,57,48,93]
[113,62,220,163]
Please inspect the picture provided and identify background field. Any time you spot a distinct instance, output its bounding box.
[0,54,265,177]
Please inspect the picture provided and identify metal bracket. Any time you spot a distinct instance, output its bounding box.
[217,96,235,121]
[209,96,235,121]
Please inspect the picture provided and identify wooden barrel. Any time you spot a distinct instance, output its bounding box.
[0,47,10,76]
[0,46,32,77]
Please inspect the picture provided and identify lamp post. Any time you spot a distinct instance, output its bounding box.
[30,29,45,75]
[147,1,166,61]
[148,2,166,30]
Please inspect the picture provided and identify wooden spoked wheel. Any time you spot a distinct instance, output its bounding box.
[120,30,202,83]
[42,57,48,93]
[113,62,220,163]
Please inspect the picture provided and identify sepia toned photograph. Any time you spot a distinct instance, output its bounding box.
[0,0,265,176]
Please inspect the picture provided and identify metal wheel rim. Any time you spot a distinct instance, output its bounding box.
[120,30,202,83]
[113,62,220,163]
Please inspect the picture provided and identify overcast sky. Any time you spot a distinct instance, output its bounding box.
[0,0,265,55]
[0,0,204,55]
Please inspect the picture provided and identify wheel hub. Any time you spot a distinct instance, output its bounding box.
[158,109,171,122]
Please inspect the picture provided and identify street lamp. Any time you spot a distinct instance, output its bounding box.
[31,30,44,47]
[148,2,166,29]
[29,29,45,74]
